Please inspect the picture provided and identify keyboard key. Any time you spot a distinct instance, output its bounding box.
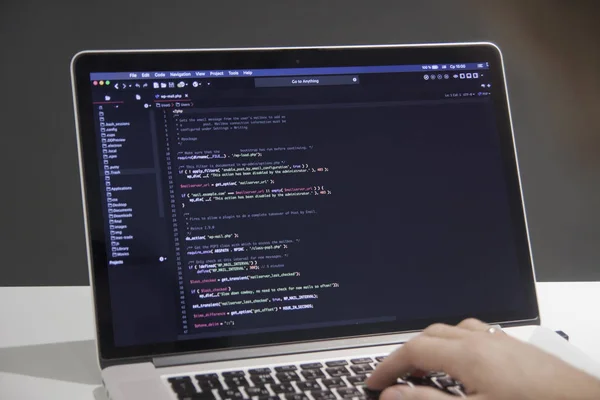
[196,373,219,381]
[275,365,297,372]
[362,387,381,400]
[403,374,431,387]
[223,371,246,378]
[350,358,373,365]
[325,367,350,377]
[310,390,336,400]
[346,375,366,386]
[179,394,216,400]
[297,380,321,391]
[301,369,325,380]
[169,376,193,383]
[350,365,373,374]
[447,386,466,397]
[325,360,348,367]
[198,379,223,391]
[276,371,300,382]
[248,368,272,375]
[226,376,250,387]
[432,376,457,389]
[170,376,197,395]
[250,375,275,385]
[336,388,361,398]
[271,383,296,394]
[245,386,270,397]
[374,357,386,363]
[258,397,281,400]
[285,395,308,400]
[300,363,323,370]
[321,378,346,389]
[218,389,244,399]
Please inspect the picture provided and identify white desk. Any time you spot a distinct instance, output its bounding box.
[1,282,599,400]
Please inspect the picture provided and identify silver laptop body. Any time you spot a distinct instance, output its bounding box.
[71,43,539,400]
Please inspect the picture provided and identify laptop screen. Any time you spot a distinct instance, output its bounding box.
[73,45,538,360]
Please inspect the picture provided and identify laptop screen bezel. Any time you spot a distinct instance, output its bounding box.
[71,43,539,364]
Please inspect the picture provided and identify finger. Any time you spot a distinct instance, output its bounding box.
[457,318,490,333]
[366,336,461,390]
[422,323,469,339]
[381,384,456,400]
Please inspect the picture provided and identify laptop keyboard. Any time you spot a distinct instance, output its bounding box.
[166,355,466,399]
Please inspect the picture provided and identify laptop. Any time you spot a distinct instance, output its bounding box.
[70,43,540,400]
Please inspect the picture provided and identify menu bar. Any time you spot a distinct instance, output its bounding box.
[90,63,489,81]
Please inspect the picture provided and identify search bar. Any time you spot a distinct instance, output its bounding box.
[255,75,360,88]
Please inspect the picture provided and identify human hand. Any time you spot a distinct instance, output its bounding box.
[366,318,600,400]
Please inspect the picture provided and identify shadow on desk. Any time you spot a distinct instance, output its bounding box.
[0,340,101,385]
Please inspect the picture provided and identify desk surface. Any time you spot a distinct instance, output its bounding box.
[1,282,599,400]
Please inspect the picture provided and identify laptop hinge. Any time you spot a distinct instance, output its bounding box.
[153,332,419,368]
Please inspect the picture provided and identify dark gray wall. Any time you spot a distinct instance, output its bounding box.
[1,1,599,286]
